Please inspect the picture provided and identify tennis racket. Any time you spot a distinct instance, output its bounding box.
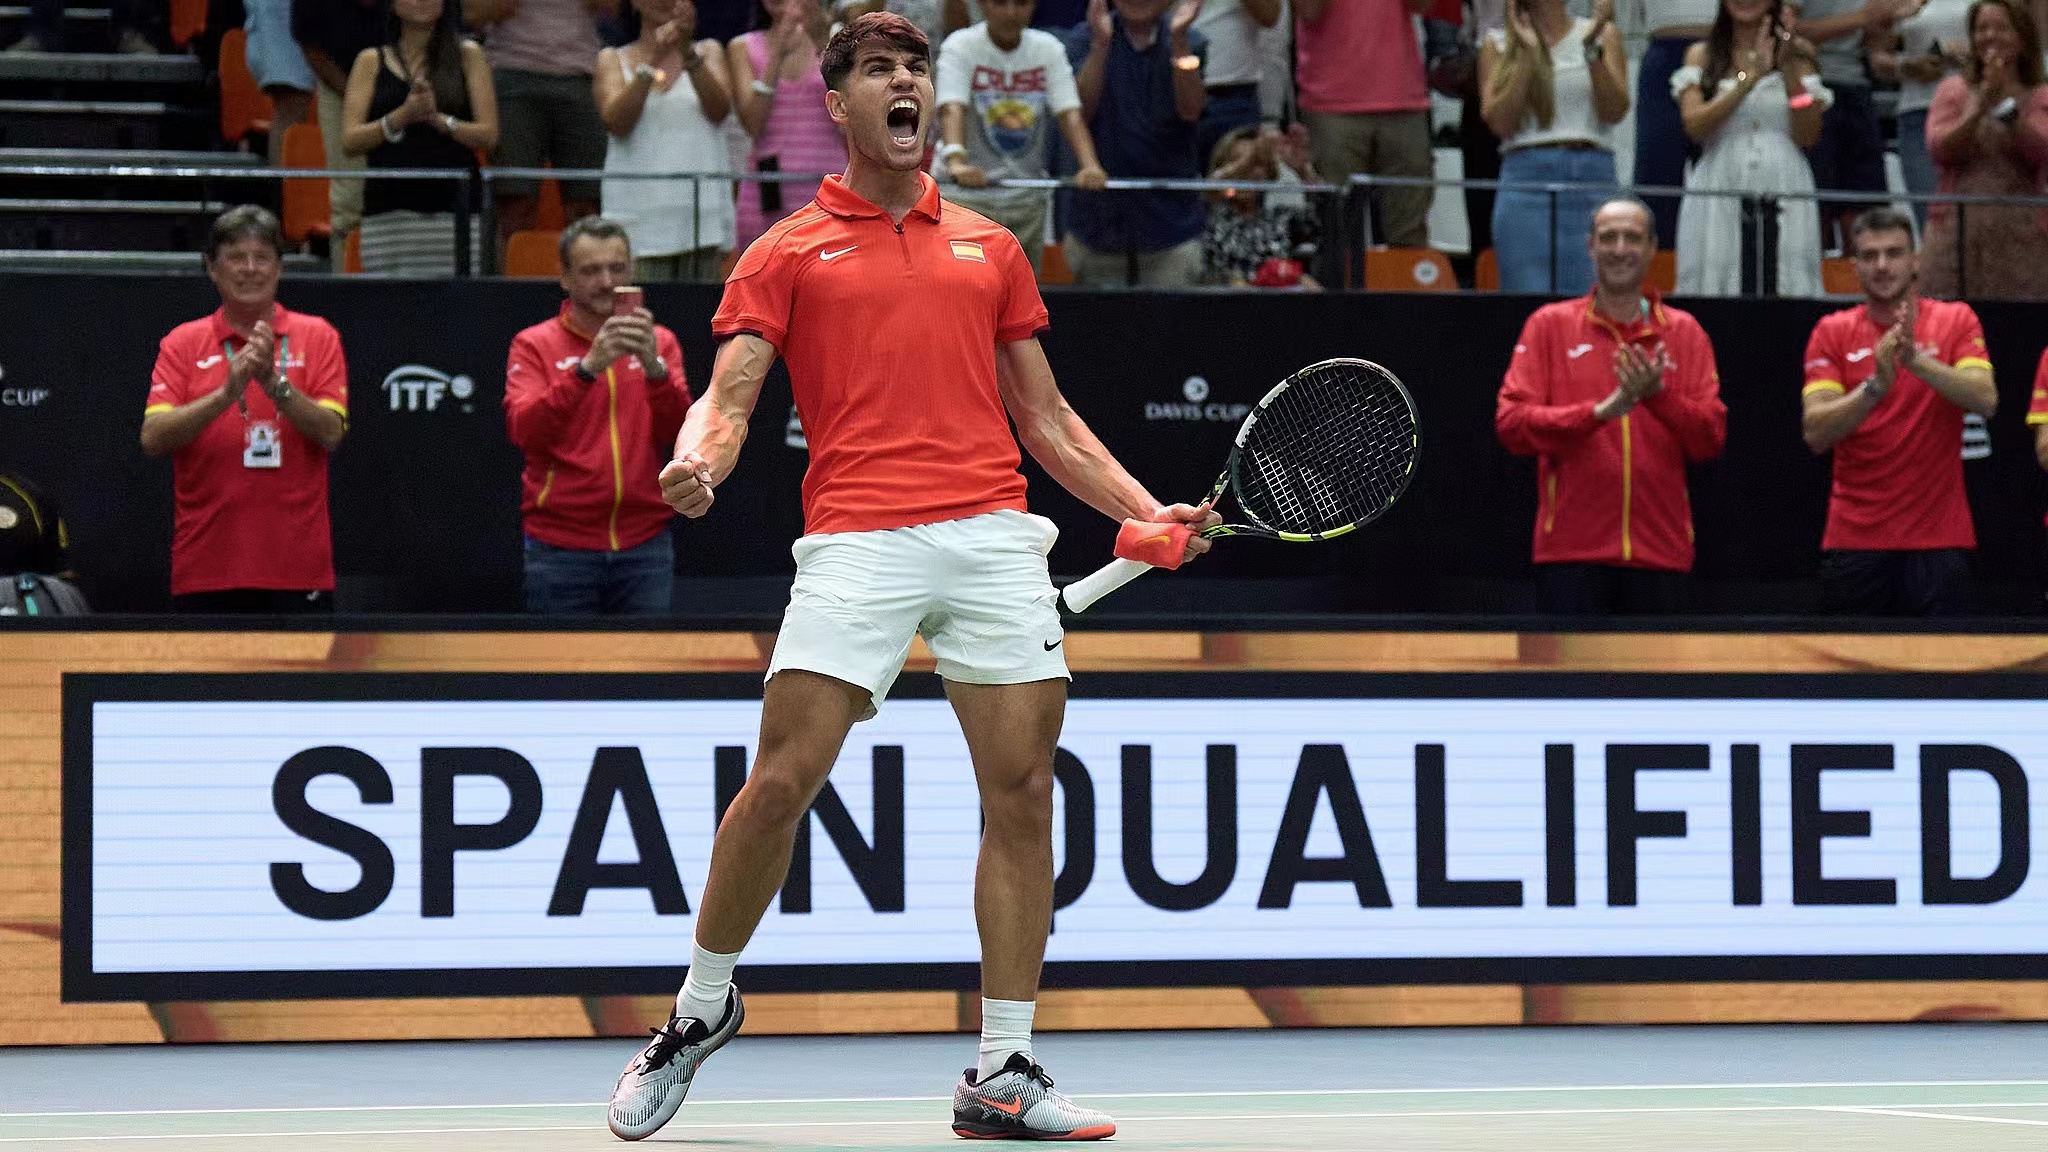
[1060,358,1420,613]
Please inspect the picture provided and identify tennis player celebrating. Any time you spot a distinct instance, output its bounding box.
[606,11,1216,1143]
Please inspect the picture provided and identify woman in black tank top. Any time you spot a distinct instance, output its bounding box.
[341,0,499,273]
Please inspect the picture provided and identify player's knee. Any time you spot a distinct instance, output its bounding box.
[732,769,814,830]
[980,766,1054,836]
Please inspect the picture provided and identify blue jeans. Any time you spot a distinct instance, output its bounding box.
[1633,37,1694,249]
[1897,108,1935,230]
[1494,146,1615,295]
[523,531,674,615]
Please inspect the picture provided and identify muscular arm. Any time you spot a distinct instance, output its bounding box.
[996,337,1164,523]
[140,390,234,457]
[1801,383,1882,453]
[673,334,775,488]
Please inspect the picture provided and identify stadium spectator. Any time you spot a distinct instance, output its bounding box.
[835,0,971,50]
[1789,0,1897,249]
[0,473,87,617]
[1801,207,1996,614]
[1294,0,1433,248]
[1873,0,1973,226]
[465,0,613,249]
[1635,0,1719,246]
[293,0,383,270]
[3,0,153,53]
[139,207,348,614]
[936,0,1106,276]
[729,0,846,250]
[342,0,499,275]
[1496,198,1727,614]
[245,0,317,169]
[1920,0,2048,300]
[597,0,736,281]
[1062,0,1206,287]
[1673,0,1828,296]
[503,217,690,615]
[1191,0,1281,166]
[1440,0,1504,258]
[1201,122,1323,288]
[1478,0,1628,294]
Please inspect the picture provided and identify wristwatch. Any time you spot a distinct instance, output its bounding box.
[441,113,458,133]
[270,376,296,405]
[645,355,670,380]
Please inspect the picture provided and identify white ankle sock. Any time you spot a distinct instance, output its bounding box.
[674,940,741,1025]
[976,998,1035,1081]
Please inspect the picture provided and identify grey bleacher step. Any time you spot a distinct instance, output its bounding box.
[0,52,200,84]
[0,5,112,17]
[0,98,166,115]
[0,196,222,214]
[0,146,262,168]
[0,248,323,272]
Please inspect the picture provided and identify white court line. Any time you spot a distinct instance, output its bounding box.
[9,1101,2048,1142]
[1827,1106,2048,1129]
[8,1079,2048,1119]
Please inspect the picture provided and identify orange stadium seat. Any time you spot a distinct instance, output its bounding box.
[1648,249,1677,294]
[344,229,363,273]
[505,229,562,277]
[218,29,273,146]
[1365,247,1458,292]
[279,123,331,242]
[536,172,567,231]
[1475,247,1499,291]
[170,0,205,48]
[1821,256,1859,295]
[1038,244,1074,285]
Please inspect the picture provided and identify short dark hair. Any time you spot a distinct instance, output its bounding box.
[1850,206,1917,250]
[205,205,284,262]
[558,215,632,267]
[821,11,928,92]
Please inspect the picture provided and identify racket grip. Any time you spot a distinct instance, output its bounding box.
[1060,557,1153,613]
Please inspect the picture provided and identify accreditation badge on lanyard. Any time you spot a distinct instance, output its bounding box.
[232,333,287,470]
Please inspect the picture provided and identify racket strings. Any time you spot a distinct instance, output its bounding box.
[1233,361,1417,535]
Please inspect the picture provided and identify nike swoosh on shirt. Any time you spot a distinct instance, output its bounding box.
[1043,639,1062,651]
[821,246,858,261]
[1566,344,1593,359]
[1847,348,1874,362]
[196,355,224,369]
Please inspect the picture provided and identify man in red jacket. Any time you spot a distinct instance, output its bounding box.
[1496,197,1727,614]
[1801,208,1996,616]
[504,217,691,614]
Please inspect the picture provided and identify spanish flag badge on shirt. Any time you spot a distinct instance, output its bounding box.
[951,241,985,263]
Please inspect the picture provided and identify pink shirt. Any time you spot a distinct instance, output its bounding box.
[1295,0,1428,115]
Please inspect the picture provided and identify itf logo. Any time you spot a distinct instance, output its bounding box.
[382,365,476,413]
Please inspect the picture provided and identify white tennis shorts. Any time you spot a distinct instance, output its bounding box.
[767,509,1070,720]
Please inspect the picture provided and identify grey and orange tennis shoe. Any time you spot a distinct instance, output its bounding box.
[606,988,744,1141]
[952,1052,1116,1141]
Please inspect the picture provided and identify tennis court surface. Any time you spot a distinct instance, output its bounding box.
[5,1023,2047,1148]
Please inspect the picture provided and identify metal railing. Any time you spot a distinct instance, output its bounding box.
[5,160,2047,298]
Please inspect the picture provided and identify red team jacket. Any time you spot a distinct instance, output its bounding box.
[503,304,692,553]
[1496,293,1727,572]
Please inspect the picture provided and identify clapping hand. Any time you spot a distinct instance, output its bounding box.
[1507,0,1541,49]
[653,17,685,53]
[1168,0,1200,39]
[398,77,437,127]
[226,321,275,402]
[1087,0,1113,43]
[1616,342,1671,402]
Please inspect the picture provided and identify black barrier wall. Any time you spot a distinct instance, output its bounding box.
[0,272,2043,614]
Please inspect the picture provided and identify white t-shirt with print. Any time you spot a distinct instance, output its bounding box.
[936,23,1082,209]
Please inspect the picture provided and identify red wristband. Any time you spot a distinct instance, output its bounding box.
[1113,519,1193,570]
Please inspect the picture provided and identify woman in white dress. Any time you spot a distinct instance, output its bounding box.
[1673,0,1830,296]
[595,0,736,282]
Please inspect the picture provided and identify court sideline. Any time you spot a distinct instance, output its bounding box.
[3,1023,2046,1148]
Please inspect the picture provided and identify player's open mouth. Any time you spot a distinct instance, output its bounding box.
[887,98,920,146]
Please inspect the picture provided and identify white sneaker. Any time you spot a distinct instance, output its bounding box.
[952,1052,1117,1141]
[606,988,744,1141]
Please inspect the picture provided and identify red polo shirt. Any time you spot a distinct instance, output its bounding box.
[504,303,690,553]
[712,173,1048,536]
[1802,300,1991,552]
[145,305,349,595]
[1496,292,1726,572]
